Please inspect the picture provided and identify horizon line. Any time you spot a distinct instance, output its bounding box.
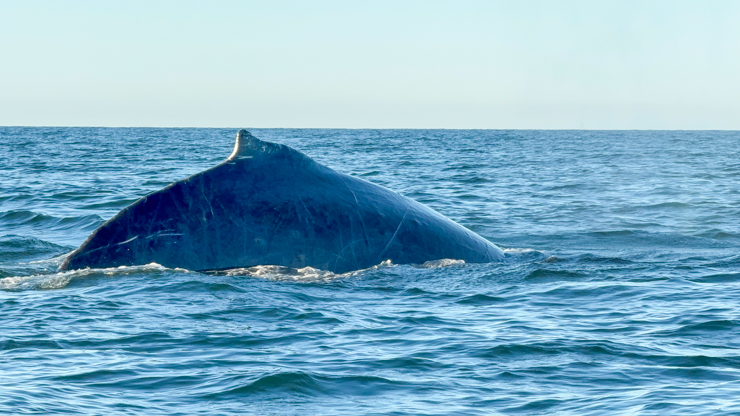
[2,125,739,132]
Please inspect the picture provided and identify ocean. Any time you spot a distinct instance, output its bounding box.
[1,127,739,415]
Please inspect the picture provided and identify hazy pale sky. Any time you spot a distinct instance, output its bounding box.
[1,0,739,129]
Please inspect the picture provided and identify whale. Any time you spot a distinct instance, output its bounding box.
[60,130,504,273]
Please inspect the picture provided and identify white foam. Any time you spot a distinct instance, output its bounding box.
[221,265,342,281]
[0,270,75,291]
[0,262,183,291]
[220,259,397,281]
[419,259,466,268]
[99,262,168,275]
[217,258,472,281]
[503,248,536,254]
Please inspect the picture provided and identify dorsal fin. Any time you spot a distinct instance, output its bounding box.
[226,129,305,164]
[228,129,257,160]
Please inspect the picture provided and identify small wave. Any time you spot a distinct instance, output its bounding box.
[546,183,585,191]
[371,355,447,371]
[0,194,34,204]
[1,339,64,351]
[542,256,563,263]
[401,287,432,296]
[504,399,565,413]
[441,163,486,171]
[541,253,631,265]
[696,229,738,240]
[0,210,54,225]
[576,253,632,264]
[204,371,407,398]
[80,199,138,210]
[54,368,139,383]
[502,248,546,262]
[0,210,103,231]
[590,230,634,237]
[478,340,659,362]
[480,343,561,357]
[0,235,70,262]
[27,252,71,266]
[701,254,740,268]
[616,202,694,211]
[456,293,505,305]
[691,272,740,283]
[658,320,740,337]
[454,176,495,184]
[525,269,588,281]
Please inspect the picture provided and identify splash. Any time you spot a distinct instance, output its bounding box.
[0,262,182,291]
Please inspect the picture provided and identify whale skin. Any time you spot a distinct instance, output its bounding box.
[60,130,504,273]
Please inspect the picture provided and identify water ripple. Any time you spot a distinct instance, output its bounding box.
[2,128,740,414]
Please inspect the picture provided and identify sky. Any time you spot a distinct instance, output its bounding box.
[1,0,739,129]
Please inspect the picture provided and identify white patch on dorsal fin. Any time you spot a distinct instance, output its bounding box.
[228,129,256,161]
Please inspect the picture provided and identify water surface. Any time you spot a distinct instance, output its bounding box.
[2,128,740,414]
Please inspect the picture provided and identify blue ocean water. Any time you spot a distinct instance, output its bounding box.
[1,127,739,415]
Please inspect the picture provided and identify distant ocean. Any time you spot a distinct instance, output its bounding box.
[2,127,739,415]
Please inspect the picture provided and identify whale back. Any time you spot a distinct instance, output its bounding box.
[60,130,503,272]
